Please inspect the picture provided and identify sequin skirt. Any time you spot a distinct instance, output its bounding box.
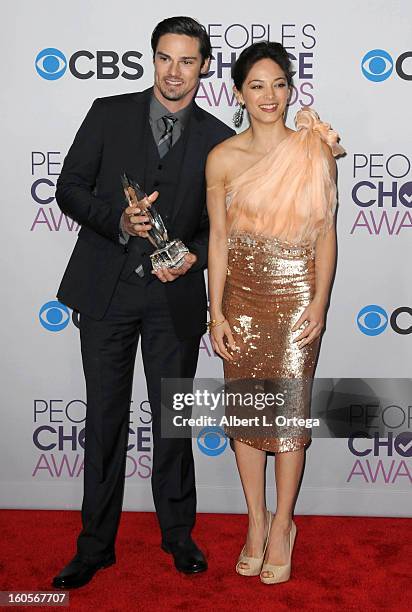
[222,232,319,453]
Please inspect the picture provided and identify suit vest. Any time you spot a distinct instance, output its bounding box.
[120,116,189,285]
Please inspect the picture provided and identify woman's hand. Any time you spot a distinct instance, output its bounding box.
[291,299,327,348]
[210,319,237,361]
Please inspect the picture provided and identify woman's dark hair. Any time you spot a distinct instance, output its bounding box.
[151,16,212,63]
[232,41,293,90]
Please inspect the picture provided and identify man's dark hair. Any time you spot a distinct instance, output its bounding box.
[151,16,212,63]
[232,41,293,90]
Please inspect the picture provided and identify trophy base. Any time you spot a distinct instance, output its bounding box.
[150,239,189,271]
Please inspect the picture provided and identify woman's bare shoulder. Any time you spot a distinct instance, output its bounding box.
[208,131,248,161]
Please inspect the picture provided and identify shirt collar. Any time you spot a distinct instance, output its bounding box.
[149,92,192,129]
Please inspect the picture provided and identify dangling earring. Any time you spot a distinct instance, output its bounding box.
[233,103,244,128]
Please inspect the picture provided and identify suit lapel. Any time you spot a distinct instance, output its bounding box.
[170,103,205,226]
[129,88,152,186]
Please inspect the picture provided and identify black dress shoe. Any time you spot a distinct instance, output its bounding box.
[161,538,207,574]
[52,553,115,589]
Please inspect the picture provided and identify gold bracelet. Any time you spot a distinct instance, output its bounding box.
[207,318,226,331]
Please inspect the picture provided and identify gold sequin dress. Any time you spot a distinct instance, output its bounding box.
[222,107,345,453]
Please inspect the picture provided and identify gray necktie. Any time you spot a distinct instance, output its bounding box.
[157,115,177,158]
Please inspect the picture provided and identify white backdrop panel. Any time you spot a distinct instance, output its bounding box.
[1,0,411,516]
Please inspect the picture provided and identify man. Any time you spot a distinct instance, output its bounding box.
[52,16,234,588]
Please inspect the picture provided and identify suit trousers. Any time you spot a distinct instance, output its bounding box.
[76,275,201,562]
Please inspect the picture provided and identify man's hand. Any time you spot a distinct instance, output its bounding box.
[121,189,159,237]
[152,253,197,282]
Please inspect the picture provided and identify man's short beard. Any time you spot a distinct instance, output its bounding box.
[159,87,185,101]
[157,79,200,102]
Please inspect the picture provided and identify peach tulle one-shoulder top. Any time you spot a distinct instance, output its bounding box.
[225,107,346,246]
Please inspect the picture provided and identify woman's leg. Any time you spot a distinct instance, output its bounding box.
[234,440,268,568]
[261,448,304,573]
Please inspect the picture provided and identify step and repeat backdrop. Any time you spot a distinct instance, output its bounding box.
[1,0,411,516]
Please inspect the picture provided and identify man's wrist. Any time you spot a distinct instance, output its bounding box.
[119,212,131,245]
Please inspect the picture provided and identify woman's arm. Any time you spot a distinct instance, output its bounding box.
[313,223,337,308]
[206,145,236,361]
[313,145,337,307]
[292,146,337,348]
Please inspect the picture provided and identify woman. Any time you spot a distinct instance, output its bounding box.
[206,41,345,584]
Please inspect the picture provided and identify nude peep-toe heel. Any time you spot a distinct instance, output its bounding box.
[236,510,273,576]
[260,520,297,585]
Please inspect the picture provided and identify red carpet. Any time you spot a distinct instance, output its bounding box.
[0,511,409,611]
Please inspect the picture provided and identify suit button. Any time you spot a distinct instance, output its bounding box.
[154,180,159,186]
[157,164,163,170]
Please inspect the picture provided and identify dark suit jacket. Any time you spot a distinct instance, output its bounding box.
[55,87,234,339]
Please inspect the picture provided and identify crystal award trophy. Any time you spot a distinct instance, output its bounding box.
[121,173,189,271]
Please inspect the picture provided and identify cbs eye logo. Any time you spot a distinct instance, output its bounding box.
[35,48,67,80]
[361,49,412,82]
[361,49,393,82]
[197,427,228,456]
[357,305,388,336]
[39,301,70,332]
[357,305,412,336]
